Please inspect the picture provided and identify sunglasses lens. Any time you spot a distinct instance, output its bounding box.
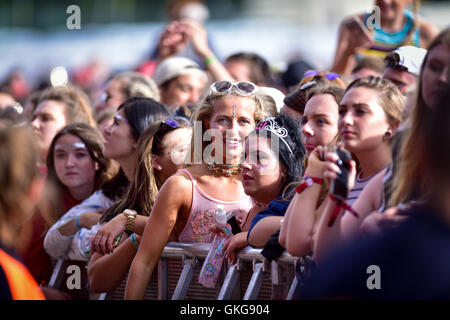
[164,119,179,128]
[326,73,339,81]
[213,81,232,93]
[304,70,318,77]
[236,82,255,94]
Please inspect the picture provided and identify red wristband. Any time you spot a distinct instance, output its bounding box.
[328,194,359,227]
[295,176,324,194]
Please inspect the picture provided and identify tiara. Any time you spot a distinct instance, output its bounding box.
[255,118,294,156]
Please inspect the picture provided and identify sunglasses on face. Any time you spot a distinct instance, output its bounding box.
[210,81,258,96]
[303,70,340,81]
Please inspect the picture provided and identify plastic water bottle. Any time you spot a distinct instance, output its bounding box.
[198,205,232,288]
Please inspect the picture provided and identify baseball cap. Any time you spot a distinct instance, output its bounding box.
[152,57,207,86]
[385,46,427,76]
[260,87,286,112]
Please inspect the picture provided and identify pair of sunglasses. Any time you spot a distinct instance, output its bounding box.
[161,116,191,129]
[304,70,340,81]
[210,81,258,96]
[386,60,409,72]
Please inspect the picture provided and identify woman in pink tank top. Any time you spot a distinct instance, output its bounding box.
[125,81,268,299]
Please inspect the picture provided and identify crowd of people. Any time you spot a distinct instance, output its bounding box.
[1,0,449,300]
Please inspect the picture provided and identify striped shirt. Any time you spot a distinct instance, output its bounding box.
[358,10,420,59]
[347,166,389,207]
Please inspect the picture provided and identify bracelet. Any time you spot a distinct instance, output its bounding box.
[295,176,324,194]
[75,215,82,230]
[327,194,359,227]
[130,233,139,250]
[204,56,217,66]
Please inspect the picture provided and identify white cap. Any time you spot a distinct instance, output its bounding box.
[152,57,207,86]
[215,205,227,225]
[387,46,427,76]
[260,87,286,112]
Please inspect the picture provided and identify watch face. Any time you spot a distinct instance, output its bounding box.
[124,209,137,216]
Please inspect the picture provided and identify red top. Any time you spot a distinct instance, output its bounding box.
[21,191,80,285]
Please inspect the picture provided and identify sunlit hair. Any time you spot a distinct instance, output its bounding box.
[390,28,450,206]
[344,76,405,135]
[41,123,113,228]
[188,86,268,164]
[111,72,160,102]
[0,123,40,248]
[38,85,97,128]
[100,118,192,223]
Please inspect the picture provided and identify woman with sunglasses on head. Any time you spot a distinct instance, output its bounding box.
[309,76,405,265]
[331,0,439,76]
[87,118,192,293]
[281,72,346,123]
[279,85,344,258]
[125,80,266,299]
[43,97,168,262]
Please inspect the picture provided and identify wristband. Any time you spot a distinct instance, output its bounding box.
[328,194,359,227]
[295,176,324,194]
[204,56,217,66]
[130,233,139,250]
[75,215,82,230]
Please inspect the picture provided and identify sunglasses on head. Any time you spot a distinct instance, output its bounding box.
[303,70,340,81]
[386,60,409,72]
[210,81,258,96]
[161,116,191,129]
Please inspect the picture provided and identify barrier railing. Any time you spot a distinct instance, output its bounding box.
[99,242,303,300]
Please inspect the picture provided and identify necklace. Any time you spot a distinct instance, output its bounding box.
[207,162,242,177]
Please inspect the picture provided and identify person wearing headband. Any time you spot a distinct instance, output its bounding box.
[217,114,304,263]
[125,80,266,299]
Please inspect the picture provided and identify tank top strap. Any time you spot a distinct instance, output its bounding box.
[177,168,197,186]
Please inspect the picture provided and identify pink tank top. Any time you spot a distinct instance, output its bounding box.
[178,169,254,243]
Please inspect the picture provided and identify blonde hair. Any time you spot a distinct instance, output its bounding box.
[188,87,267,164]
[345,76,405,131]
[390,28,450,206]
[38,85,97,128]
[113,72,160,102]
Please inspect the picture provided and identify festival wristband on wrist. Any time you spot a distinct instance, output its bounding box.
[204,56,217,66]
[327,194,359,227]
[295,176,324,194]
[130,233,140,250]
[75,215,82,230]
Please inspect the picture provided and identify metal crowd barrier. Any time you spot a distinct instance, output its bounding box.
[98,242,304,300]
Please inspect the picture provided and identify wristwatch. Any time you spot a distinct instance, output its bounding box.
[123,209,137,236]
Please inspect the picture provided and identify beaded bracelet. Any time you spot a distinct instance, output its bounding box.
[130,233,139,250]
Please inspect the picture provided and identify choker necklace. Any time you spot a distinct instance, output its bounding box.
[207,162,242,177]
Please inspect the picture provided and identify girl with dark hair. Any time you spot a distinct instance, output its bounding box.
[44,97,168,262]
[21,123,111,286]
[87,118,192,293]
[279,85,343,257]
[221,114,305,263]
